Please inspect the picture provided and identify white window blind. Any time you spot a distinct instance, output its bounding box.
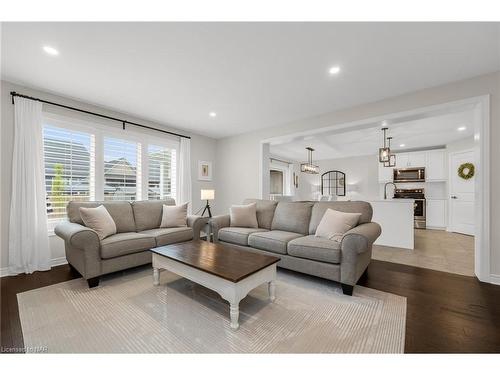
[148,145,177,200]
[43,125,93,221]
[103,136,140,201]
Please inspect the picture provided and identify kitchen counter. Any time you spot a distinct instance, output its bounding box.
[368,199,414,249]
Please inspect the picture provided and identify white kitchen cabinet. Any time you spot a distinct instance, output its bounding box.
[426,199,447,228]
[395,153,409,168]
[378,149,447,183]
[394,152,426,168]
[426,149,446,181]
[378,158,393,182]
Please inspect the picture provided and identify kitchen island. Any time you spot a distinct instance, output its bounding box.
[368,199,414,249]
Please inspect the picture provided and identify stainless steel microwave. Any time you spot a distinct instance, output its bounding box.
[393,167,425,183]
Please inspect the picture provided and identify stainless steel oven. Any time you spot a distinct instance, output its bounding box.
[394,188,426,229]
[393,167,425,183]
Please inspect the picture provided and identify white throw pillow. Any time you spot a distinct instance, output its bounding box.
[315,209,361,242]
[79,205,117,240]
[160,203,188,228]
[230,203,258,228]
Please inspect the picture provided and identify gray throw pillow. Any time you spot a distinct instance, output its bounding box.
[79,205,117,240]
[160,203,188,228]
[230,203,258,228]
[315,208,361,242]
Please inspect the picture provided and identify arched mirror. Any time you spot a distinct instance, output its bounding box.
[321,170,346,196]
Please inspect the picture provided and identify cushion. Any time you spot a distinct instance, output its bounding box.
[315,209,361,242]
[218,227,269,246]
[68,201,136,233]
[230,203,258,228]
[160,203,188,228]
[309,201,372,234]
[79,205,117,240]
[100,232,156,259]
[248,230,303,255]
[243,199,278,229]
[271,202,313,235]
[140,227,193,247]
[287,235,341,264]
[132,199,176,231]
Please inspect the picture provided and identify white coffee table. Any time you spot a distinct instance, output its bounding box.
[151,240,279,330]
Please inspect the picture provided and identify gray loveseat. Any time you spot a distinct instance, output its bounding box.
[55,199,207,288]
[210,199,381,295]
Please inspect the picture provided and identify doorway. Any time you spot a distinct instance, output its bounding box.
[259,95,491,283]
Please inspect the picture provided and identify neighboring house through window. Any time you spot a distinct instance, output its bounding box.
[42,114,178,230]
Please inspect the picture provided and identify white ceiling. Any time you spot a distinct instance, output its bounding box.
[2,22,499,139]
[270,110,475,161]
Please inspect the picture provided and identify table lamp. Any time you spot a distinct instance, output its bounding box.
[200,189,215,217]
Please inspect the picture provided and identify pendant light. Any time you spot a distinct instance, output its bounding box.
[383,137,396,167]
[378,127,390,163]
[300,147,319,174]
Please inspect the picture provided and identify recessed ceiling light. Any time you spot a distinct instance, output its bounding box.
[399,144,406,147]
[42,45,59,56]
[209,112,217,118]
[328,66,340,75]
[457,126,466,131]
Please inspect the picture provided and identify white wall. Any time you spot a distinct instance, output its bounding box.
[0,80,217,272]
[215,71,500,276]
[292,154,380,201]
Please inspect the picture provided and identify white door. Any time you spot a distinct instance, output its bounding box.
[449,150,475,236]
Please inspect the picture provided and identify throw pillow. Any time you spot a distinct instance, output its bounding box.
[315,208,361,242]
[230,202,258,228]
[79,205,117,240]
[160,203,188,228]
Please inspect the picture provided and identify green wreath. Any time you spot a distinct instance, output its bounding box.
[458,162,475,180]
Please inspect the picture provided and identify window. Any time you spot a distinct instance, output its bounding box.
[103,137,140,201]
[42,115,179,228]
[148,145,176,200]
[43,125,93,221]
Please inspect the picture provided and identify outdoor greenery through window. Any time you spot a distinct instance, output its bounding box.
[43,125,93,220]
[42,118,178,225]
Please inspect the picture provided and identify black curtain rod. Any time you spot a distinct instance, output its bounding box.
[10,91,191,139]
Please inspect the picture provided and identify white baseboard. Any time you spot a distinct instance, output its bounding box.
[0,256,68,278]
[489,274,500,285]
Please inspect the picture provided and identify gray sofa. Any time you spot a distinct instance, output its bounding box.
[55,199,207,288]
[210,199,381,295]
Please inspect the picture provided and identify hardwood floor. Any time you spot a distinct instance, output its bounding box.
[1,260,499,353]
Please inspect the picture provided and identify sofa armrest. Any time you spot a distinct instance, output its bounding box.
[341,222,382,254]
[340,222,382,286]
[209,214,231,242]
[187,215,209,240]
[54,221,100,251]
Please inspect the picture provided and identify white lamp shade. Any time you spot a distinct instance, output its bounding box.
[201,189,215,200]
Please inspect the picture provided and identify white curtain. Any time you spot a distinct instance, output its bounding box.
[8,97,51,275]
[178,137,192,213]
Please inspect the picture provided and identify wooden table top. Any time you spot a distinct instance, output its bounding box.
[151,240,280,283]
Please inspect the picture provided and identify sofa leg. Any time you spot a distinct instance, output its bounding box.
[87,277,100,288]
[341,283,354,296]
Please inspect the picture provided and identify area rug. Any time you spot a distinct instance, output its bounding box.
[17,267,406,353]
